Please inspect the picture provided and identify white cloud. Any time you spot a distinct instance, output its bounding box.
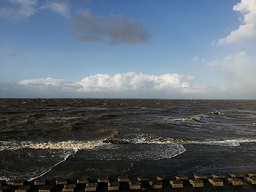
[44,1,69,17]
[77,72,199,93]
[0,0,70,21]
[218,0,256,44]
[0,0,37,21]
[0,72,203,98]
[19,77,80,92]
[208,51,256,98]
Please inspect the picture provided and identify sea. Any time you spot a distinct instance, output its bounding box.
[0,99,256,191]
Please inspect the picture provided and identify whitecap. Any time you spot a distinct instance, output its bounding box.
[0,140,109,151]
[178,138,256,147]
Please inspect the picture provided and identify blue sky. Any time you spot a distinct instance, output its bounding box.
[0,0,256,98]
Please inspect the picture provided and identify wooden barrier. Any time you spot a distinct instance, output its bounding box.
[1,171,256,191]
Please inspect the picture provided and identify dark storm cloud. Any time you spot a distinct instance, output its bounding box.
[70,9,150,44]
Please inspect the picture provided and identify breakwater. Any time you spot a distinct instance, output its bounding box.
[1,172,256,192]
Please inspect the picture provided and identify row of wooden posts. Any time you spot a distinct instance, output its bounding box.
[0,172,256,192]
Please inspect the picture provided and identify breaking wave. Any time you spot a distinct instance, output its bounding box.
[104,134,256,147]
[182,138,256,147]
[0,140,109,151]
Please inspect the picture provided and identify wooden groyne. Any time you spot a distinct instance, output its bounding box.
[0,171,256,191]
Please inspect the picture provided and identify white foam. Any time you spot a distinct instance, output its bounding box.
[0,140,109,151]
[113,134,176,145]
[179,138,256,147]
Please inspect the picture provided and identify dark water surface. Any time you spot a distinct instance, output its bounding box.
[0,99,256,191]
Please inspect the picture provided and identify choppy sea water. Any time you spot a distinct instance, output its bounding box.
[0,99,256,185]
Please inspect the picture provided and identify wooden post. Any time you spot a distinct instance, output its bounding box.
[208,178,223,187]
[12,180,25,186]
[212,173,226,179]
[34,179,46,186]
[229,172,244,178]
[149,181,162,189]
[62,184,76,192]
[228,178,243,186]
[15,186,30,192]
[156,175,168,181]
[77,178,89,185]
[194,173,207,180]
[39,185,53,192]
[85,183,97,192]
[246,177,256,185]
[56,179,68,185]
[137,176,149,182]
[117,176,129,183]
[247,172,256,177]
[97,177,109,183]
[175,175,188,180]
[129,181,141,190]
[170,180,183,188]
[189,179,204,187]
[107,182,119,191]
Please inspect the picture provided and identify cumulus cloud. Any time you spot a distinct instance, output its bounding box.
[70,9,150,44]
[208,51,256,98]
[0,0,37,21]
[218,0,256,44]
[77,72,198,92]
[0,73,204,98]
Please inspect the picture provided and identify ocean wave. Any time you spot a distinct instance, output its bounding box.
[176,138,256,147]
[0,140,109,151]
[83,143,186,161]
[104,134,176,145]
[162,114,206,124]
[104,134,256,147]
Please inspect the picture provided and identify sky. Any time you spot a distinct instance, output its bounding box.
[0,0,256,99]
